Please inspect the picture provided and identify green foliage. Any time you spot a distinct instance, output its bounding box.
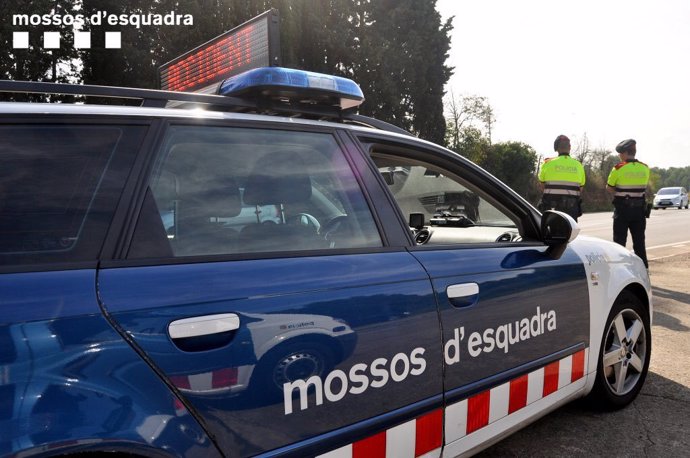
[452,126,490,165]
[77,0,453,143]
[0,0,80,97]
[573,149,618,212]
[651,166,690,192]
[483,142,538,199]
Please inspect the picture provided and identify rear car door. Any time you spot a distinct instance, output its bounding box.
[0,119,216,456]
[356,135,591,455]
[97,122,445,456]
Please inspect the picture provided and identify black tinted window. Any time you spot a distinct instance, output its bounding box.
[129,126,382,258]
[0,124,144,266]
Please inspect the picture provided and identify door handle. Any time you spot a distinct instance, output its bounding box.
[168,313,240,339]
[446,283,479,308]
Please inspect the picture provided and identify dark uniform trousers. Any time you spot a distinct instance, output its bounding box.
[539,195,581,222]
[613,198,648,268]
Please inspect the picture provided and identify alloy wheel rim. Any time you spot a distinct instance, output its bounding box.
[272,351,322,389]
[602,308,647,396]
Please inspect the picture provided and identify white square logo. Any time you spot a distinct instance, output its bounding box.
[13,31,29,49]
[105,31,121,49]
[74,31,91,49]
[44,32,61,49]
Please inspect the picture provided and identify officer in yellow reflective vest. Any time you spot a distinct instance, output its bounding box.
[538,135,586,221]
[606,138,650,268]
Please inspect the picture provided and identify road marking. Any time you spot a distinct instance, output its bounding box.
[649,253,688,261]
[647,240,690,250]
[578,222,610,228]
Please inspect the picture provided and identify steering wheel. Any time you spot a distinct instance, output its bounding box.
[320,215,349,239]
[290,213,321,232]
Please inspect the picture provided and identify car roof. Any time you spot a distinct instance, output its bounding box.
[0,100,428,144]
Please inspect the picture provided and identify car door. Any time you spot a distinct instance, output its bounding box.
[97,122,445,457]
[0,119,218,456]
[355,135,590,456]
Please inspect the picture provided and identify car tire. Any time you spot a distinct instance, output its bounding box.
[251,341,335,400]
[589,291,650,410]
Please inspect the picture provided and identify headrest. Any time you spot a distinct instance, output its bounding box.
[243,151,312,205]
[181,176,241,218]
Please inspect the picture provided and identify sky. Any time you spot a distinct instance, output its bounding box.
[436,0,690,169]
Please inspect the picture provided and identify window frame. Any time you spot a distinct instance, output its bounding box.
[107,118,407,267]
[351,132,545,250]
[0,115,155,273]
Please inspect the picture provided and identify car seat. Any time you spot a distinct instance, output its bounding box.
[240,150,326,253]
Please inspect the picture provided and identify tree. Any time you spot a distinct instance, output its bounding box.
[652,166,690,191]
[0,0,80,96]
[482,141,538,199]
[445,92,495,151]
[351,0,452,144]
[77,0,453,145]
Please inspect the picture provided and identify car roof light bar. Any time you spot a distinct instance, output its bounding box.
[218,67,364,110]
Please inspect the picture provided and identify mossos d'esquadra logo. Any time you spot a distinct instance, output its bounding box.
[283,306,557,415]
[11,10,193,49]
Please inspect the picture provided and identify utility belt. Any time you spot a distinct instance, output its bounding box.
[541,194,580,210]
[613,196,646,208]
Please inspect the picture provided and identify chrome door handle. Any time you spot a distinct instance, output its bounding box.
[168,313,240,339]
[446,283,479,307]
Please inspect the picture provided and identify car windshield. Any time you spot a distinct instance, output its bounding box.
[658,188,680,195]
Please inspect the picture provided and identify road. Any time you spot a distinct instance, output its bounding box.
[577,208,690,260]
[476,218,690,457]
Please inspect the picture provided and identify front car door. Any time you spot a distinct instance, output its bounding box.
[355,134,590,456]
[97,121,445,456]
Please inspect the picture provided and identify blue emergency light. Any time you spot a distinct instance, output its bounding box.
[218,67,364,110]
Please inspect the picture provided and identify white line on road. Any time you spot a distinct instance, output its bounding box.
[578,223,610,228]
[647,240,690,250]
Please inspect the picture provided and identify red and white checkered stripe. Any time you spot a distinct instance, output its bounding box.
[318,348,587,458]
[318,409,443,458]
[445,348,587,442]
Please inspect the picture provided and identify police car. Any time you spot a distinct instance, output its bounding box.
[0,10,651,458]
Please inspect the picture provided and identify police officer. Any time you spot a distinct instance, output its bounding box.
[606,138,650,268]
[538,135,586,221]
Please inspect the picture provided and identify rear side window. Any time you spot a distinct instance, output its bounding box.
[129,125,382,258]
[0,124,145,267]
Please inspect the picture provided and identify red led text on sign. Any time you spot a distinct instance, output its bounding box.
[161,25,259,92]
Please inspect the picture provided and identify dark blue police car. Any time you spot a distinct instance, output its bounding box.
[0,10,652,458]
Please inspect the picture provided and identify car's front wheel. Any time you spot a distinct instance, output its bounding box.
[589,291,651,409]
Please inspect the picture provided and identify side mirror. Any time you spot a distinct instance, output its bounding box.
[541,210,579,246]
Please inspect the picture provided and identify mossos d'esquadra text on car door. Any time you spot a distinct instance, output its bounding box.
[0,9,652,458]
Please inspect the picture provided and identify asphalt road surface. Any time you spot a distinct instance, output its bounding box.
[578,208,690,260]
[477,238,690,456]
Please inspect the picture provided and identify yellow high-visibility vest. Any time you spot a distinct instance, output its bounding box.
[607,160,650,199]
[538,155,586,197]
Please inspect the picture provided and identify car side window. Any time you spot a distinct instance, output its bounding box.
[372,154,522,245]
[0,124,144,267]
[129,126,382,258]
